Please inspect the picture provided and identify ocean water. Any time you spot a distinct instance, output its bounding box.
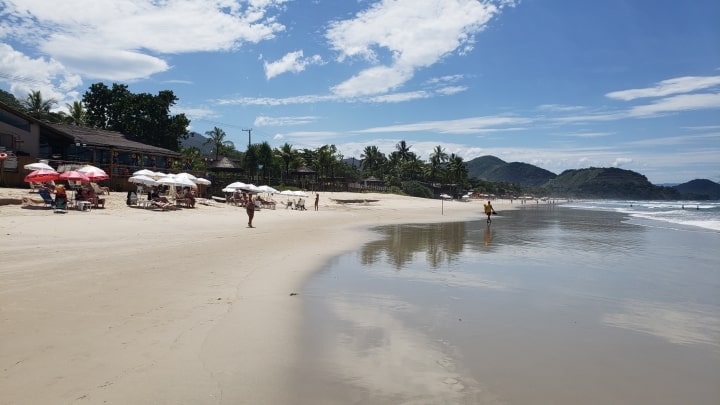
[293,203,720,405]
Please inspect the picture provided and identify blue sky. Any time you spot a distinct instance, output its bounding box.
[1,0,718,184]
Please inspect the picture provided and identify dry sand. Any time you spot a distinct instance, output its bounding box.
[0,187,509,404]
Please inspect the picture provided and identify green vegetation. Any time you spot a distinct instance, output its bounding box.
[542,167,681,199]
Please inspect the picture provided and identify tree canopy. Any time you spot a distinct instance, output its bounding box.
[82,83,190,151]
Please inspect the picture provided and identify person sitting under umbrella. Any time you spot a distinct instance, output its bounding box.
[54,185,67,207]
[80,185,105,208]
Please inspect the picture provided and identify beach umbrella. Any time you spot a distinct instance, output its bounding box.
[59,170,90,183]
[157,176,197,188]
[78,165,109,181]
[241,184,260,194]
[24,169,60,183]
[128,175,159,186]
[174,172,197,181]
[194,177,211,185]
[24,162,55,171]
[225,181,247,190]
[293,190,308,197]
[132,169,156,177]
[257,185,278,194]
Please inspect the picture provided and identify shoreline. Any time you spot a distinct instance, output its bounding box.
[0,187,514,404]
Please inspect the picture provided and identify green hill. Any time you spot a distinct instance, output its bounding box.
[543,167,681,199]
[466,155,556,187]
[673,179,720,199]
[466,155,507,178]
[486,162,556,187]
[180,131,214,154]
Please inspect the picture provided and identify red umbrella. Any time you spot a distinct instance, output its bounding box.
[78,165,109,181]
[24,169,60,183]
[59,170,90,183]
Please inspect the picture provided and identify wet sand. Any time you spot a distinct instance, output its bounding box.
[297,207,720,404]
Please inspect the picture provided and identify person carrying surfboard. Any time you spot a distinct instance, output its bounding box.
[483,200,496,223]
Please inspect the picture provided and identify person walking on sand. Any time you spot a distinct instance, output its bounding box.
[315,193,319,211]
[246,195,255,228]
[483,200,495,223]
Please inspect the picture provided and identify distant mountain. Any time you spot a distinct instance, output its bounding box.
[542,167,681,199]
[180,131,213,154]
[466,155,556,187]
[466,155,506,177]
[673,179,720,199]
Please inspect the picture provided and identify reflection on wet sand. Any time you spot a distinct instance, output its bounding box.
[604,299,720,350]
[299,207,720,404]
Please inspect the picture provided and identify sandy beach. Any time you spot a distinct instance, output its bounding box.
[0,187,505,404]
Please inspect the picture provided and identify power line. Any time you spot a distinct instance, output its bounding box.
[0,72,47,85]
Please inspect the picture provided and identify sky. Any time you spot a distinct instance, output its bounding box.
[1,0,719,184]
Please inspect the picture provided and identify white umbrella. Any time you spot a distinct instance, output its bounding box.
[225,181,247,190]
[257,185,278,194]
[194,177,211,185]
[133,169,156,177]
[157,176,197,188]
[153,171,169,179]
[128,175,159,186]
[174,172,197,181]
[279,190,295,196]
[241,184,260,194]
[24,162,55,171]
[293,190,308,197]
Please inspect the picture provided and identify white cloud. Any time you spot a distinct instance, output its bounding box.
[537,104,586,112]
[561,132,613,138]
[354,115,531,135]
[264,50,324,79]
[628,92,720,117]
[326,0,510,97]
[612,157,633,167]
[0,0,288,84]
[435,86,467,96]
[0,44,82,105]
[368,90,431,103]
[606,76,720,101]
[254,115,319,126]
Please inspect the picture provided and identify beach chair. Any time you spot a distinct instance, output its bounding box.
[38,188,55,208]
[90,182,110,195]
[28,182,43,193]
[126,191,138,206]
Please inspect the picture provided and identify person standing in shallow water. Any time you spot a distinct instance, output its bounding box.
[315,193,319,211]
[246,195,255,228]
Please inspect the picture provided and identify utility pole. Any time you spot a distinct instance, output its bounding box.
[242,128,252,148]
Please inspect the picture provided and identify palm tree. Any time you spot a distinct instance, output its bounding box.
[428,145,448,183]
[360,145,386,177]
[22,90,57,119]
[203,127,234,161]
[275,143,296,178]
[395,140,412,161]
[446,153,468,184]
[316,144,336,179]
[404,154,426,181]
[64,101,86,126]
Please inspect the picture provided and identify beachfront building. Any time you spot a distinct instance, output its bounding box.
[0,102,180,190]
